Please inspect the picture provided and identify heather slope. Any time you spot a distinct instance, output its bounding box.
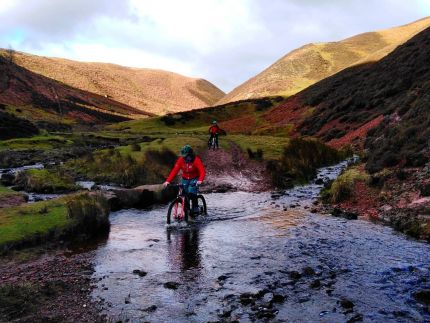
[3,50,225,115]
[263,26,430,173]
[218,17,430,104]
[0,55,150,129]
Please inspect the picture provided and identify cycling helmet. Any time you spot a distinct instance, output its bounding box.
[180,144,193,156]
[212,120,217,124]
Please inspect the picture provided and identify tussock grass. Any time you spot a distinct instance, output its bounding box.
[15,169,78,193]
[66,146,179,187]
[322,167,370,203]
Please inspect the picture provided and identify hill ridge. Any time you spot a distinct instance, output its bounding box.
[1,49,225,116]
[217,16,430,105]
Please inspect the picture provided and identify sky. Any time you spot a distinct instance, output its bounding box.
[0,0,429,93]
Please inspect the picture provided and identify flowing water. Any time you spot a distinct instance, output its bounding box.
[86,161,430,322]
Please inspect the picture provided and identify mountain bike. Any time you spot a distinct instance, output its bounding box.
[167,184,207,224]
[208,135,217,150]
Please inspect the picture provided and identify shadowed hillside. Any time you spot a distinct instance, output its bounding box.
[218,17,430,104]
[0,55,153,131]
[2,50,225,115]
[263,26,430,172]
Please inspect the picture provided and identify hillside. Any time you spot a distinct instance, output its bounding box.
[0,55,151,132]
[2,50,225,115]
[218,17,430,104]
[263,26,430,173]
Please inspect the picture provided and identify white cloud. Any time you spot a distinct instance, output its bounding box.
[0,0,429,92]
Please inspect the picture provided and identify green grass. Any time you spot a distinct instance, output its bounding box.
[0,135,72,151]
[108,97,284,136]
[0,193,110,252]
[0,185,25,207]
[4,104,75,125]
[15,169,78,193]
[114,135,207,158]
[0,199,68,247]
[223,135,290,160]
[0,185,13,193]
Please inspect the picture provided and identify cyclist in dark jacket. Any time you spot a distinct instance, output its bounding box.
[208,120,220,149]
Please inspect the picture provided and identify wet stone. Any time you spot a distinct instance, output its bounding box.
[272,294,286,303]
[302,266,316,276]
[132,269,147,277]
[315,178,324,185]
[299,296,311,303]
[413,289,430,305]
[262,292,274,304]
[254,306,277,319]
[219,307,234,318]
[142,305,157,313]
[289,271,302,280]
[240,293,255,305]
[340,298,354,309]
[347,313,363,323]
[310,279,321,288]
[255,289,270,299]
[163,281,179,290]
[331,208,358,220]
[217,275,229,281]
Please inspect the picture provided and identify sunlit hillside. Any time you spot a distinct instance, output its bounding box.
[2,50,225,115]
[218,17,430,104]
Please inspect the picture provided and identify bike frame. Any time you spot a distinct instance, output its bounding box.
[172,184,195,221]
[167,183,206,224]
[173,186,187,221]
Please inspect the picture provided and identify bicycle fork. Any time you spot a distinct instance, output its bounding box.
[174,196,186,221]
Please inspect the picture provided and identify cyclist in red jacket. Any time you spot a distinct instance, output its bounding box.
[163,145,205,214]
[208,120,220,149]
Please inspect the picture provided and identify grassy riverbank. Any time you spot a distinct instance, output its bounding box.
[0,193,110,254]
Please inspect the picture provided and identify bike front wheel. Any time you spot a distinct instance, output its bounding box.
[167,197,189,224]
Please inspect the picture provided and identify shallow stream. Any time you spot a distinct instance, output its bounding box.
[89,161,430,322]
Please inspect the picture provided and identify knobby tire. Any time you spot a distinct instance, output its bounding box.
[167,197,189,224]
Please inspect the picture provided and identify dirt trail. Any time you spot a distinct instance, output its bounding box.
[200,143,271,193]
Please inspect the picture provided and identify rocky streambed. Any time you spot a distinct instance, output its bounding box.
[87,161,430,322]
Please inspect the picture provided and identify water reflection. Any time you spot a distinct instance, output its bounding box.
[166,227,202,272]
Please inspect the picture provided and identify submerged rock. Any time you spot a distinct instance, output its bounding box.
[340,298,354,309]
[143,305,157,312]
[413,289,430,305]
[302,266,316,276]
[331,208,358,220]
[288,271,302,280]
[132,269,147,277]
[163,281,179,290]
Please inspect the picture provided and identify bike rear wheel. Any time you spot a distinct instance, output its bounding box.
[167,197,189,224]
[197,195,207,215]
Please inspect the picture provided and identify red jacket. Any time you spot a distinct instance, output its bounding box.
[166,156,206,183]
[209,125,220,135]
